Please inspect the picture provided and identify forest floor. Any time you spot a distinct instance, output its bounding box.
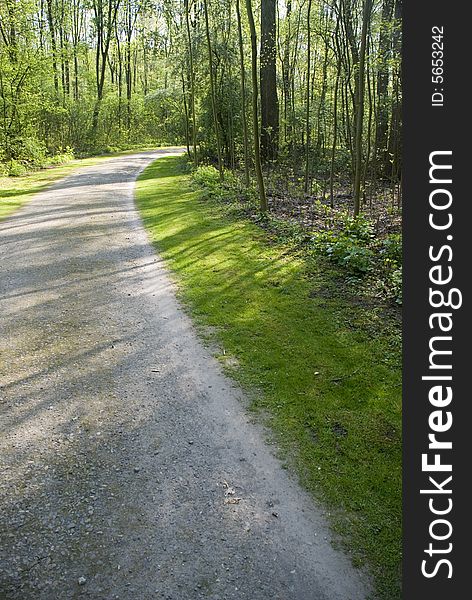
[264,170,402,239]
[0,150,370,599]
[136,156,402,599]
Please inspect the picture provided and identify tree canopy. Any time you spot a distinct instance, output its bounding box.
[1,0,402,214]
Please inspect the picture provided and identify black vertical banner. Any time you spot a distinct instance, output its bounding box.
[404,1,470,598]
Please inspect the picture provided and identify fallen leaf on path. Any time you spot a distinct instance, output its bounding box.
[222,480,236,496]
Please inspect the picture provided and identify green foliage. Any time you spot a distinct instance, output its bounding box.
[192,164,403,302]
[192,164,221,188]
[7,160,28,177]
[1,143,74,176]
[378,233,402,264]
[376,234,402,304]
[313,230,374,274]
[330,239,374,273]
[389,266,403,304]
[313,215,375,274]
[48,147,75,166]
[343,214,375,242]
[192,164,245,204]
[6,136,47,167]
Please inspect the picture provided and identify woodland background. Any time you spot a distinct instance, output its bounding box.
[0,0,401,205]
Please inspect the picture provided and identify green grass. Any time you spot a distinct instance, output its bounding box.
[136,156,402,599]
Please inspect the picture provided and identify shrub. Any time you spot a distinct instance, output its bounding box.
[192,165,243,204]
[342,214,375,242]
[8,136,47,167]
[314,232,374,274]
[8,160,28,177]
[192,165,221,189]
[339,243,375,274]
[313,215,376,275]
[48,146,75,165]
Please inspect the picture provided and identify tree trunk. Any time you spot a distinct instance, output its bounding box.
[260,0,279,164]
[236,0,250,185]
[281,0,292,147]
[46,0,59,93]
[245,0,267,212]
[385,0,402,181]
[203,0,223,180]
[353,0,373,216]
[303,0,312,193]
[184,0,198,166]
[375,0,394,177]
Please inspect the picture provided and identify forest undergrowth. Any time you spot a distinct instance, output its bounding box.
[193,162,403,305]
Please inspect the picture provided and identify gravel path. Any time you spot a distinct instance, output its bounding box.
[0,150,370,600]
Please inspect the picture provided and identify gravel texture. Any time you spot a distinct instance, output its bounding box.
[0,150,371,599]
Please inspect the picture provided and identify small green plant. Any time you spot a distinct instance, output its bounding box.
[379,234,402,264]
[192,164,248,205]
[342,214,375,242]
[317,234,374,274]
[8,136,48,168]
[340,243,375,273]
[389,266,403,304]
[8,160,28,177]
[313,216,375,275]
[48,147,75,166]
[192,164,221,188]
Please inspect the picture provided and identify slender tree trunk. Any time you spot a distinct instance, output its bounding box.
[282,0,292,147]
[260,0,279,163]
[353,0,373,216]
[71,0,81,101]
[375,0,394,177]
[303,0,312,193]
[330,22,342,207]
[386,0,402,181]
[315,16,330,160]
[245,0,267,212]
[203,0,224,180]
[184,0,198,166]
[46,0,59,93]
[181,72,191,156]
[91,0,121,138]
[236,0,250,185]
[363,36,374,202]
[116,24,123,135]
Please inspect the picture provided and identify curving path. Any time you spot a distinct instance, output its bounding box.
[0,150,370,599]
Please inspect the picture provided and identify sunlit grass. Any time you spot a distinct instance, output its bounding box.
[136,156,402,599]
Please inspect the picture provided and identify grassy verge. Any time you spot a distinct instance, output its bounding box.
[0,147,179,221]
[136,156,401,599]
